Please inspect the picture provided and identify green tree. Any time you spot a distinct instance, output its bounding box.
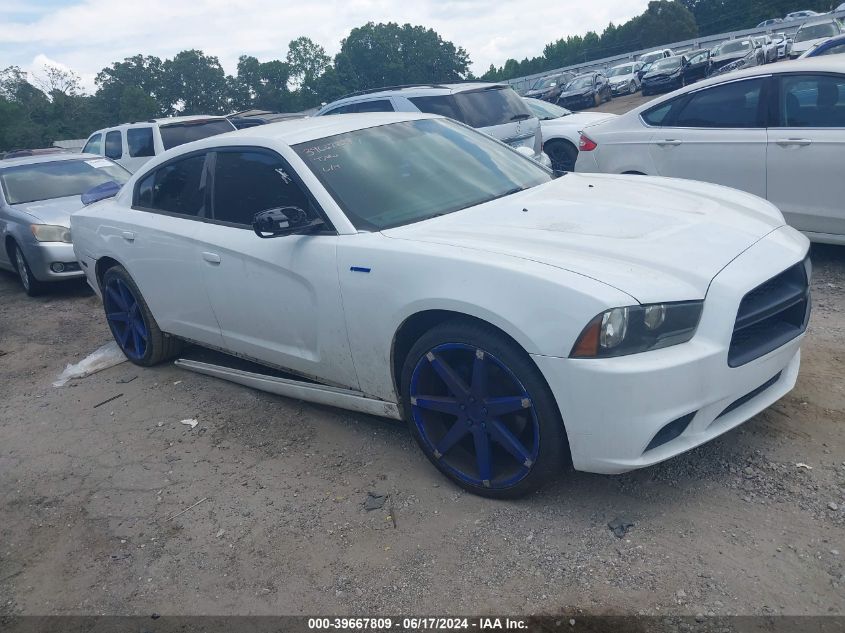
[95,54,165,123]
[286,36,330,100]
[160,49,229,115]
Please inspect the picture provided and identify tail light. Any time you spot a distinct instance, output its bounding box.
[579,134,598,151]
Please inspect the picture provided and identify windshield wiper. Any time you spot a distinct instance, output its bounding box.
[510,113,531,121]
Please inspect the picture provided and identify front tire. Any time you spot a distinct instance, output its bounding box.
[13,244,46,297]
[401,320,567,499]
[101,265,183,366]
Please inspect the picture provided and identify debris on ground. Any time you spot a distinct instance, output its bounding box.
[364,491,387,511]
[608,516,635,538]
[93,393,123,408]
[116,375,137,384]
[53,341,127,387]
[829,502,840,511]
[166,497,208,522]
[181,419,198,429]
[216,528,225,538]
[796,463,813,470]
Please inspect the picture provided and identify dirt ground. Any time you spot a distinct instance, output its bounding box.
[1,163,844,619]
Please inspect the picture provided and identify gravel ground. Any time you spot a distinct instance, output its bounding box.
[1,194,844,617]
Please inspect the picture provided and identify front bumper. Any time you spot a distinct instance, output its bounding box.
[20,240,84,281]
[642,76,683,93]
[558,94,594,110]
[532,226,809,474]
[610,82,632,95]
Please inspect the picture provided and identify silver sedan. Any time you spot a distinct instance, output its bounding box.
[0,153,130,295]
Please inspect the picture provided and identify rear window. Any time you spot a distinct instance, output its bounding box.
[159,119,235,150]
[410,87,532,128]
[0,159,130,205]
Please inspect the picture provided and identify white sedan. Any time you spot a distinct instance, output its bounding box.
[72,112,810,498]
[575,57,845,245]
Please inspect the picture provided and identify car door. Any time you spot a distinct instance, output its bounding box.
[113,151,225,347]
[123,126,156,173]
[194,147,359,389]
[767,72,845,238]
[648,77,769,198]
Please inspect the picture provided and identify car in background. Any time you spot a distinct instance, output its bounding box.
[557,72,612,110]
[685,49,714,81]
[757,18,784,28]
[82,116,236,173]
[574,58,845,245]
[606,62,643,96]
[524,72,575,102]
[772,33,791,59]
[1,148,67,160]
[638,49,674,67]
[800,33,845,57]
[72,111,810,499]
[710,39,763,75]
[789,18,843,58]
[753,35,778,63]
[227,110,306,129]
[523,97,615,172]
[315,83,550,167]
[785,10,822,20]
[0,154,130,295]
[641,56,691,95]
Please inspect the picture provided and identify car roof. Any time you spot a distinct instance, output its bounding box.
[0,152,103,169]
[323,82,510,105]
[87,115,229,137]
[215,112,441,146]
[798,16,840,27]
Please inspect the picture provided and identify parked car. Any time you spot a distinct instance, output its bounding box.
[315,83,550,167]
[710,39,763,75]
[524,72,575,102]
[575,58,845,245]
[757,18,784,28]
[82,116,236,173]
[641,56,691,95]
[638,49,674,67]
[557,72,612,110]
[800,33,845,57]
[606,62,643,96]
[523,97,616,172]
[772,33,791,59]
[0,154,130,295]
[789,18,843,58]
[72,111,810,498]
[753,35,779,63]
[227,110,306,129]
[685,49,714,81]
[785,10,822,20]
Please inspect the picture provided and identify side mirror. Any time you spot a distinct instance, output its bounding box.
[81,180,122,205]
[253,206,324,238]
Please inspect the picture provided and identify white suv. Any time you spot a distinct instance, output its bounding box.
[82,116,236,173]
[315,83,550,167]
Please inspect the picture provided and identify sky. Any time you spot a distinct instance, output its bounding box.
[0,0,651,93]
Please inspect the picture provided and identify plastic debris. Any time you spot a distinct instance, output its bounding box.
[608,516,634,538]
[364,491,387,511]
[53,341,127,387]
[181,419,198,429]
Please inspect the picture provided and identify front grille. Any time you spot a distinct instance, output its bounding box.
[728,260,810,367]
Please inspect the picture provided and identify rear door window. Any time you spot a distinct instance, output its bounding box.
[670,79,765,128]
[127,127,155,157]
[778,74,845,127]
[135,153,207,217]
[82,133,102,155]
[105,130,123,159]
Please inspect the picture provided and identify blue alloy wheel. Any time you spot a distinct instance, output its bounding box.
[104,276,149,360]
[409,343,541,489]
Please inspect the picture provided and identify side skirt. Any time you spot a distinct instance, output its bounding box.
[174,359,403,420]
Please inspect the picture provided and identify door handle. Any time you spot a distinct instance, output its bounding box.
[656,139,683,146]
[775,138,812,147]
[121,231,135,242]
[201,252,221,264]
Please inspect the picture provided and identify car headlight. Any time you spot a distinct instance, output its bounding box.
[570,301,703,358]
[30,224,72,243]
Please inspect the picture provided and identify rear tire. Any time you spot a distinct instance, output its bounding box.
[101,265,183,366]
[401,319,567,499]
[13,244,46,297]
[544,140,579,173]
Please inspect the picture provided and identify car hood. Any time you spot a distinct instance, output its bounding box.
[712,50,750,64]
[792,37,832,53]
[11,195,82,227]
[643,68,681,80]
[559,88,591,98]
[381,173,785,303]
[609,74,635,83]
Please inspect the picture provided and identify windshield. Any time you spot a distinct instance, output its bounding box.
[795,22,839,42]
[715,40,752,55]
[608,65,634,77]
[0,158,130,205]
[651,57,683,71]
[567,75,594,90]
[531,76,558,90]
[523,98,572,120]
[409,87,532,128]
[294,118,551,230]
[159,119,235,150]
